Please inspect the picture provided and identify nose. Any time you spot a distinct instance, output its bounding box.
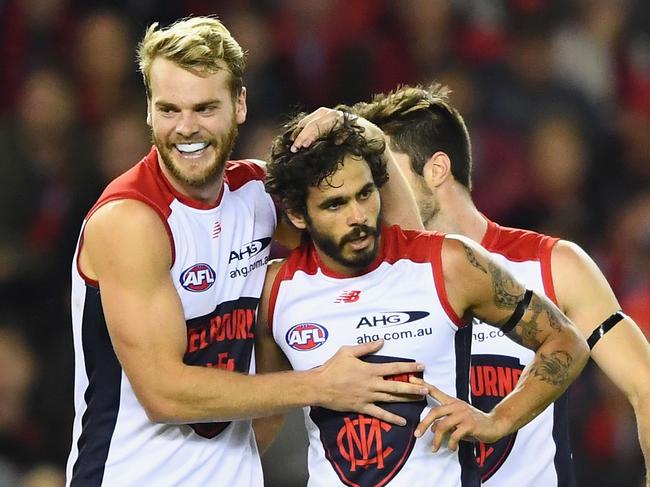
[347,201,368,226]
[176,111,200,138]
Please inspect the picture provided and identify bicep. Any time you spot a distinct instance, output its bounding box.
[590,318,650,399]
[442,236,526,327]
[442,236,572,351]
[552,241,650,396]
[552,240,620,332]
[84,201,188,400]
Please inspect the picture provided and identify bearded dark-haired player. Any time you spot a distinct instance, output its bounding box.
[256,113,589,487]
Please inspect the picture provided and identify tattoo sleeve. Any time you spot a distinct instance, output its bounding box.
[505,294,576,389]
[462,242,488,274]
[529,351,573,386]
[505,294,544,349]
[461,240,577,391]
[488,262,524,309]
[505,294,570,350]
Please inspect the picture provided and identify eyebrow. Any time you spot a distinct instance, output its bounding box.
[358,182,376,195]
[318,195,347,210]
[317,182,376,209]
[154,99,222,111]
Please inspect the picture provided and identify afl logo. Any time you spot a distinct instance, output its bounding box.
[180,263,216,292]
[286,323,329,351]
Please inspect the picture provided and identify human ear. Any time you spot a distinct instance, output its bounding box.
[235,87,247,124]
[422,151,452,188]
[285,208,307,230]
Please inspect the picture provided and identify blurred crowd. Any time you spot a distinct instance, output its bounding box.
[0,0,648,486]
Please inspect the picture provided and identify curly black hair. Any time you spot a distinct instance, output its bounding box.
[265,113,389,216]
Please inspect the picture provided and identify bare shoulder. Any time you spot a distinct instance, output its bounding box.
[551,239,597,271]
[438,234,503,315]
[86,199,166,237]
[82,199,171,280]
[550,239,616,304]
[263,258,287,288]
[440,234,491,278]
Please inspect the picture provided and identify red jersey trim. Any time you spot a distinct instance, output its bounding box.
[481,217,560,305]
[539,237,560,305]
[481,218,550,263]
[76,192,177,287]
[225,160,266,190]
[267,262,290,333]
[154,165,224,210]
[430,235,465,328]
[272,226,466,326]
[76,231,99,288]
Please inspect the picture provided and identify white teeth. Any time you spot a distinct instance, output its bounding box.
[176,142,208,153]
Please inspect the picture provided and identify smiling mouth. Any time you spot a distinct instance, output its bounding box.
[175,142,210,157]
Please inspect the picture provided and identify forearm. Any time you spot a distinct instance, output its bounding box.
[352,116,422,230]
[379,149,423,230]
[491,331,589,436]
[142,365,320,423]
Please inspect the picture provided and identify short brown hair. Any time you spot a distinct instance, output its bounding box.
[137,16,246,99]
[351,83,473,190]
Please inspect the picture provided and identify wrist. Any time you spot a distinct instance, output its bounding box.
[488,405,518,440]
[302,367,328,407]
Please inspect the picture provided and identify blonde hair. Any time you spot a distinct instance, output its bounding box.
[137,16,246,99]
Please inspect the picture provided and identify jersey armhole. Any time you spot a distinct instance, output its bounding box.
[267,262,288,333]
[539,237,560,306]
[430,235,466,328]
[76,193,177,287]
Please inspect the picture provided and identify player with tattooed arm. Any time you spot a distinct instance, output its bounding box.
[256,114,589,486]
[352,83,650,487]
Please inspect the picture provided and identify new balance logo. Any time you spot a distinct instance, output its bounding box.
[335,290,361,303]
[212,221,222,239]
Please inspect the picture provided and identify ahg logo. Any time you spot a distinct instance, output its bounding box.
[229,237,271,263]
[180,263,216,292]
[356,311,429,328]
[285,323,329,351]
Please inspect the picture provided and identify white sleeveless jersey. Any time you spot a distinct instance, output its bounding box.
[66,148,275,487]
[471,219,575,487]
[268,226,480,487]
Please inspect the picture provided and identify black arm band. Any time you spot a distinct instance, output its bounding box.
[500,289,534,335]
[587,311,626,350]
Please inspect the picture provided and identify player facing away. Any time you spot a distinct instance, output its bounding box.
[352,83,650,487]
[65,17,427,487]
[257,114,589,486]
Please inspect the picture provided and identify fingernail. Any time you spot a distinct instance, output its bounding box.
[416,364,424,371]
[290,146,298,153]
[398,418,406,426]
[414,429,422,438]
[420,387,428,395]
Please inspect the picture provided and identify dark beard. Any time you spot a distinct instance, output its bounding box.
[307,212,382,272]
[153,122,238,188]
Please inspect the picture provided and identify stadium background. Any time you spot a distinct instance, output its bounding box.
[0,0,648,485]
